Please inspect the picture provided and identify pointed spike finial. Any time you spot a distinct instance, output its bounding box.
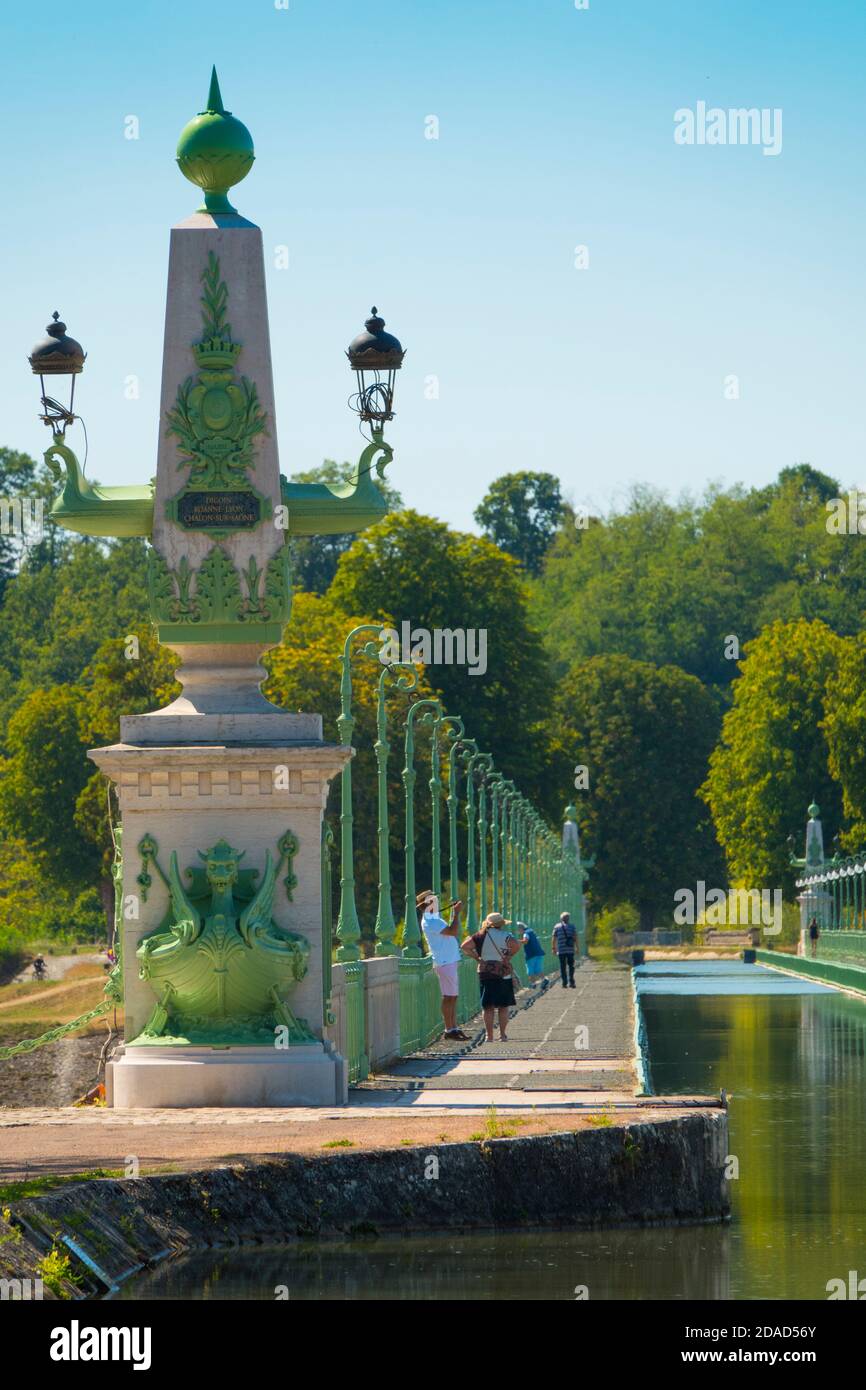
[207,66,225,114]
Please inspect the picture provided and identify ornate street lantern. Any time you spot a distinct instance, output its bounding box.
[347,306,405,438]
[28,310,86,434]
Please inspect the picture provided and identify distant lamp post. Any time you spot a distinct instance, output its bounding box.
[347,307,405,440]
[28,311,86,435]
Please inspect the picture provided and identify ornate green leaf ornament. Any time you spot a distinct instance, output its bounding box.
[147,542,290,641]
[131,832,314,1046]
[165,250,271,528]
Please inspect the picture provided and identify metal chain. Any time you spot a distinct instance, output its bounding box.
[0,1001,111,1061]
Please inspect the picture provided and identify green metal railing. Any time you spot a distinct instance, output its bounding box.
[332,635,590,1078]
[793,804,866,968]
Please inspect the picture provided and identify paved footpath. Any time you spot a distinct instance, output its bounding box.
[355,958,639,1105]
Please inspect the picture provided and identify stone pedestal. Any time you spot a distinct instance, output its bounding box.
[108,1042,347,1109]
[92,713,350,1109]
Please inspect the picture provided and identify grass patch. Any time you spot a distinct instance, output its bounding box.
[0,977,117,1042]
[0,1169,124,1204]
[321,1139,355,1149]
[469,1105,526,1142]
[64,963,105,981]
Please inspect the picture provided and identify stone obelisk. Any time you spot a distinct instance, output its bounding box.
[92,71,351,1107]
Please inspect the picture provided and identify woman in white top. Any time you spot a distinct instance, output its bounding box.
[461,911,522,1042]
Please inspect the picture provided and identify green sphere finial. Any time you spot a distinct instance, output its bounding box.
[176,67,255,214]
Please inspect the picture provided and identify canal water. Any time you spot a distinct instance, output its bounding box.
[121,961,866,1300]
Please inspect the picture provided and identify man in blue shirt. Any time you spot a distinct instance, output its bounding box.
[417,890,470,1041]
[552,911,576,988]
[519,922,546,985]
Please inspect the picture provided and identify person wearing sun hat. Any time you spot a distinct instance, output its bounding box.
[461,911,522,1042]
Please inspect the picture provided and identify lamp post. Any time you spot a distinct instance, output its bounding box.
[402,698,443,957]
[372,660,418,956]
[477,754,494,922]
[28,312,86,435]
[447,730,466,912]
[488,771,504,910]
[347,308,405,443]
[498,781,516,917]
[432,714,463,899]
[335,624,382,962]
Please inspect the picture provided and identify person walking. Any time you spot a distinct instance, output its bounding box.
[417,891,471,1042]
[808,915,820,959]
[462,911,522,1042]
[552,911,576,988]
[519,922,546,985]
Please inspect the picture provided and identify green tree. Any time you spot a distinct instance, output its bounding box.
[474,471,563,576]
[823,634,866,848]
[328,510,552,799]
[289,459,402,594]
[0,685,97,882]
[74,628,181,887]
[554,654,724,929]
[0,536,150,744]
[701,619,848,893]
[532,468,866,690]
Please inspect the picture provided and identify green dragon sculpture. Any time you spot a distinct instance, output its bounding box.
[131,833,313,1046]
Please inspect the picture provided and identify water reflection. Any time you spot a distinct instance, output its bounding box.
[120,1225,734,1301]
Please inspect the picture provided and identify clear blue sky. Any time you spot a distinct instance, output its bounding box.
[3,0,864,530]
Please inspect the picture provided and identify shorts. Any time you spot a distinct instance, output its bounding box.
[525,954,545,974]
[479,975,516,1009]
[434,962,460,997]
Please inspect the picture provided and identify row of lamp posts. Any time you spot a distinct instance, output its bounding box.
[334,626,579,963]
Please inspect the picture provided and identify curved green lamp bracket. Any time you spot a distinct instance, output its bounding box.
[46,439,155,539]
[280,434,393,537]
[47,432,394,545]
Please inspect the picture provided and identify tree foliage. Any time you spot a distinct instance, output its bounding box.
[701,619,848,893]
[474,470,563,576]
[532,468,866,689]
[554,654,724,929]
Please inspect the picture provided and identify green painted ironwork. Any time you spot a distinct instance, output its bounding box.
[335,624,382,962]
[371,660,418,957]
[0,1001,113,1062]
[342,961,369,1083]
[402,698,443,957]
[460,740,480,933]
[321,821,335,1025]
[165,250,268,505]
[476,753,493,922]
[498,781,516,918]
[131,833,312,1045]
[447,726,466,913]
